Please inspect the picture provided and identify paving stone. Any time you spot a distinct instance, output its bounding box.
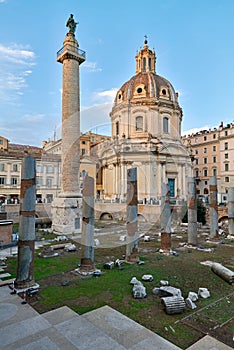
[83,305,181,349]
[186,335,233,350]
[0,315,50,347]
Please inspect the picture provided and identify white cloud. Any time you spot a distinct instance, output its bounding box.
[0,43,35,65]
[0,43,36,101]
[96,88,117,99]
[0,0,7,3]
[182,126,209,136]
[21,113,45,123]
[90,88,117,105]
[83,61,102,72]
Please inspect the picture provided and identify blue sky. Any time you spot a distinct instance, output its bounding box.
[1,0,234,146]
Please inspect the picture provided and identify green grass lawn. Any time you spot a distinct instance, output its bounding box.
[6,231,234,349]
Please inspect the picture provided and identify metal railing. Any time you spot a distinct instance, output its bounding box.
[57,44,86,59]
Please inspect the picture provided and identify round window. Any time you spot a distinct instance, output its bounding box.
[137,87,142,93]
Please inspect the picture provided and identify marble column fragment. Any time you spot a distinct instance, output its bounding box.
[187,177,198,246]
[126,168,139,262]
[15,152,36,289]
[160,183,171,250]
[209,176,219,240]
[80,175,95,273]
[228,187,234,235]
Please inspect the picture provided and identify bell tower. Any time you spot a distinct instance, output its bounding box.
[52,14,85,234]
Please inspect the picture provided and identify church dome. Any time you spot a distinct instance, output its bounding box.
[115,72,178,104]
[113,38,179,106]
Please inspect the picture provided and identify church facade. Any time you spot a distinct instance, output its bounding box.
[94,39,193,203]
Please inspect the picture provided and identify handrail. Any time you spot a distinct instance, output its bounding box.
[57,45,86,59]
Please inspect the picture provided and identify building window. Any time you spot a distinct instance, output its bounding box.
[225,163,229,171]
[136,116,143,131]
[163,117,169,133]
[204,188,209,195]
[0,177,6,185]
[204,148,207,153]
[213,146,216,151]
[225,131,228,136]
[0,163,5,171]
[36,177,42,186]
[213,134,216,139]
[11,177,18,185]
[195,158,198,165]
[13,164,18,172]
[225,153,228,159]
[116,121,119,136]
[213,168,217,176]
[225,142,228,150]
[47,166,54,173]
[81,149,85,155]
[82,140,86,145]
[204,136,207,141]
[168,178,175,197]
[213,156,216,163]
[195,169,199,177]
[205,180,208,185]
[203,169,208,177]
[46,178,52,187]
[225,177,229,182]
[0,140,3,145]
[148,57,151,70]
[143,57,146,71]
[36,165,42,173]
[195,149,198,154]
[204,157,207,164]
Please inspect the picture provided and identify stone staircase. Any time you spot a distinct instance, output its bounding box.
[0,285,232,350]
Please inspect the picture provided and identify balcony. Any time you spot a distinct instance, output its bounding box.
[57,44,86,63]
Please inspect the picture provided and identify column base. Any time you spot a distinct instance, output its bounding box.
[125,247,139,263]
[77,258,96,275]
[161,232,172,250]
[51,197,82,235]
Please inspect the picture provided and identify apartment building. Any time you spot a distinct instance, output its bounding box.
[0,132,110,204]
[182,122,234,203]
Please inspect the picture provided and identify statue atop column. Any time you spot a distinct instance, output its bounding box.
[66,14,78,35]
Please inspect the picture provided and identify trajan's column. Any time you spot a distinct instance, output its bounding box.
[52,14,85,234]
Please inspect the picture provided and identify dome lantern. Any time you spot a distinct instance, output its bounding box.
[135,36,156,74]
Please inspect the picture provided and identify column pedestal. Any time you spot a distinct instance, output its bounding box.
[51,197,82,235]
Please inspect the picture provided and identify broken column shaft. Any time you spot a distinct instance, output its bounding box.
[15,153,36,289]
[79,175,95,273]
[209,176,219,240]
[126,168,139,262]
[187,177,198,246]
[228,187,234,236]
[160,183,171,250]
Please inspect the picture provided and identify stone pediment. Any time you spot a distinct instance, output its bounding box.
[159,143,190,157]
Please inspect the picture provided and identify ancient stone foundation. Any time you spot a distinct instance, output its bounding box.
[51,197,82,235]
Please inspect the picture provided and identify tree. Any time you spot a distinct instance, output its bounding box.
[182,199,206,225]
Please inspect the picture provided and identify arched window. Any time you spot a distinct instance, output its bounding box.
[203,168,208,177]
[136,116,143,131]
[148,57,151,70]
[204,188,209,195]
[163,117,169,133]
[143,57,146,72]
[115,121,119,136]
